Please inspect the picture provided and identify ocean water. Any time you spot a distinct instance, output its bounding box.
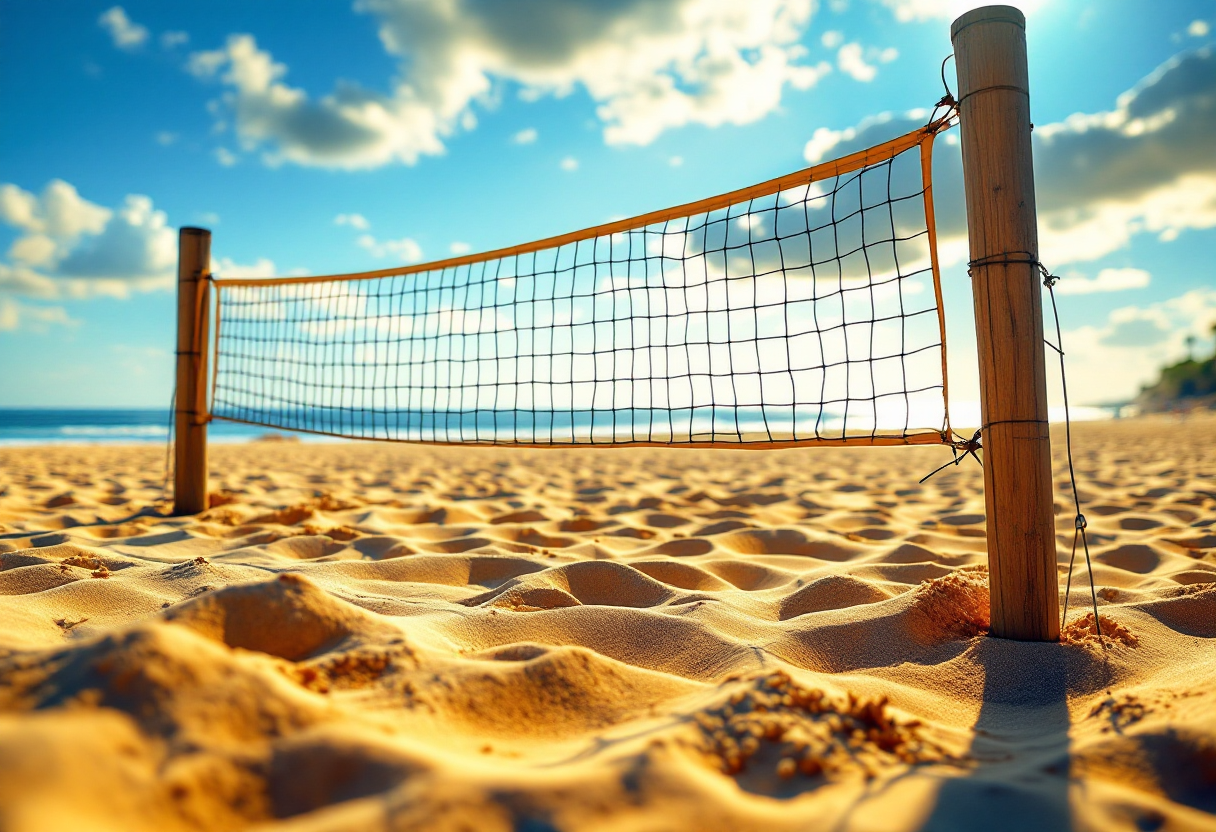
[0,410,302,446]
[0,404,1118,447]
[0,407,886,446]
[2,406,935,447]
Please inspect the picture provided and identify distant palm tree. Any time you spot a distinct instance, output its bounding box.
[1186,334,1197,362]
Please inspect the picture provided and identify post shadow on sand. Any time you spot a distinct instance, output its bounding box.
[917,637,1075,832]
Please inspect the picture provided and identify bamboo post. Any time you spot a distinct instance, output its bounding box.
[951,6,1059,640]
[174,227,211,516]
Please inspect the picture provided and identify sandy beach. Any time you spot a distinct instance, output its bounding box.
[1,414,1214,831]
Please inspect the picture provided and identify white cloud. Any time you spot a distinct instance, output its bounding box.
[0,180,177,301]
[335,213,370,230]
[802,111,887,163]
[1062,288,1216,403]
[186,0,830,168]
[877,47,898,63]
[836,43,876,82]
[187,48,228,78]
[161,30,190,49]
[449,241,472,255]
[1038,175,1216,264]
[156,131,178,146]
[214,147,238,166]
[187,33,447,169]
[802,47,1216,267]
[213,257,277,278]
[1054,267,1151,295]
[55,195,177,283]
[876,0,1045,23]
[1188,19,1210,37]
[8,234,58,268]
[0,180,111,240]
[669,155,684,167]
[0,298,75,333]
[357,234,423,262]
[0,263,58,299]
[98,7,149,51]
[1032,47,1216,263]
[821,30,844,48]
[512,127,538,145]
[560,156,579,171]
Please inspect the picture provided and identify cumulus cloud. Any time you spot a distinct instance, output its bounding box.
[98,7,149,51]
[357,234,423,262]
[834,43,897,82]
[187,0,830,168]
[836,43,876,82]
[512,127,538,144]
[0,180,111,244]
[0,180,178,302]
[161,30,189,49]
[449,241,472,255]
[213,257,277,278]
[335,213,370,230]
[560,156,579,171]
[801,46,1216,267]
[1188,19,1210,38]
[0,297,75,333]
[1062,288,1216,403]
[53,196,175,283]
[1054,267,1151,295]
[875,0,1044,23]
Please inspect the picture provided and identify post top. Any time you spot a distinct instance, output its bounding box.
[951,5,1025,41]
[180,226,211,236]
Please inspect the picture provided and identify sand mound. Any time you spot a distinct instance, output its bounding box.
[1061,611,1140,647]
[683,671,951,788]
[163,573,401,660]
[0,623,332,744]
[464,560,677,610]
[408,644,700,737]
[631,559,734,591]
[718,528,861,561]
[265,729,433,820]
[1136,584,1216,637]
[907,565,990,640]
[779,574,892,619]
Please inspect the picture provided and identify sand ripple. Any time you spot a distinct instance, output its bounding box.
[1,415,1215,830]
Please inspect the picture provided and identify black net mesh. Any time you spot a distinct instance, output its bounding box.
[210,125,952,447]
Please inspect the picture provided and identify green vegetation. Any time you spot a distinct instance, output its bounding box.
[1135,325,1216,411]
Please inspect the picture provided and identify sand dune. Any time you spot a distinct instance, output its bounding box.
[1,414,1215,831]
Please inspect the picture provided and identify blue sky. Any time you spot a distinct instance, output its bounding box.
[1,0,1213,411]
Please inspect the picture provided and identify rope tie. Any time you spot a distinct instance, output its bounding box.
[919,428,982,484]
[956,83,1029,110]
[923,55,960,135]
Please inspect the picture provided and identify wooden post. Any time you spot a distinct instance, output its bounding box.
[951,6,1059,640]
[174,227,211,516]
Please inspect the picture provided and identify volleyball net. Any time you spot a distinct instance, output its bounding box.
[206,117,955,448]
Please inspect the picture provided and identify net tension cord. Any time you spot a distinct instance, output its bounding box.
[922,247,1104,647]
